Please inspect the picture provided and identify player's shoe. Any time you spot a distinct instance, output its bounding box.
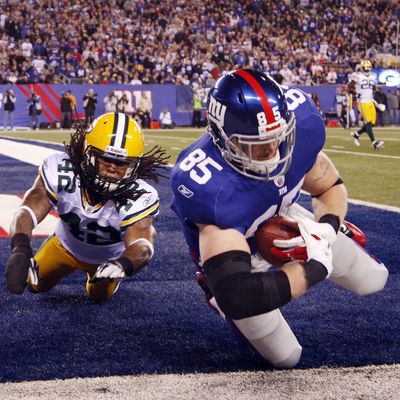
[350,131,360,146]
[372,140,384,150]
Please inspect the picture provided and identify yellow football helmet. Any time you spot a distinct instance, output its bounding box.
[360,60,372,75]
[82,112,145,197]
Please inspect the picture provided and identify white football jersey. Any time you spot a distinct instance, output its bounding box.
[39,152,160,264]
[350,71,376,102]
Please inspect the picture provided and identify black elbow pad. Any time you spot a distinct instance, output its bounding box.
[203,251,291,320]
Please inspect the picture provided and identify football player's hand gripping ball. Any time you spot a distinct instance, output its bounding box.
[297,216,333,277]
[272,214,337,264]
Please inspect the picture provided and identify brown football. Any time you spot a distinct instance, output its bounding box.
[254,215,300,266]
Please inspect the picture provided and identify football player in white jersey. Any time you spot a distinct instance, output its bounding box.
[5,112,169,301]
[348,60,384,150]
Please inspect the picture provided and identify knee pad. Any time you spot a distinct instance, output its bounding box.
[233,309,302,369]
[330,232,388,295]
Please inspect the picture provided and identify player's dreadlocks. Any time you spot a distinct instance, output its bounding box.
[64,123,170,205]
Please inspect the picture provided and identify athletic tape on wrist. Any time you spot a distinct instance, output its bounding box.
[18,206,38,229]
[319,213,340,233]
[116,257,134,276]
[128,238,154,258]
[302,259,328,288]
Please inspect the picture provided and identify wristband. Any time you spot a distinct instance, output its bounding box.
[127,238,154,258]
[18,206,38,228]
[319,214,340,233]
[302,259,328,288]
[116,256,135,276]
[11,233,32,255]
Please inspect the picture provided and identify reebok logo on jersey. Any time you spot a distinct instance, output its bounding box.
[178,185,194,198]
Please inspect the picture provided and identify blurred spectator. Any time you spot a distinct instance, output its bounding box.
[326,67,338,84]
[159,107,175,129]
[311,93,324,118]
[3,89,16,130]
[104,91,117,113]
[386,89,399,126]
[279,65,295,86]
[66,90,76,112]
[192,91,203,128]
[137,92,152,128]
[374,87,387,127]
[27,92,41,130]
[60,92,73,129]
[83,88,97,126]
[116,92,129,114]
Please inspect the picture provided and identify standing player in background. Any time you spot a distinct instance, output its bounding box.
[348,60,384,150]
[335,85,355,129]
[6,113,168,301]
[170,69,388,368]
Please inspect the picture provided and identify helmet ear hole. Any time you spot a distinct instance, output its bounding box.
[237,92,244,103]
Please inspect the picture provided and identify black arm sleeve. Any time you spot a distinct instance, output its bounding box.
[203,251,292,320]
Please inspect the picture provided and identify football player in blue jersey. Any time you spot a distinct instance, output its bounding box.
[6,112,168,301]
[170,69,388,368]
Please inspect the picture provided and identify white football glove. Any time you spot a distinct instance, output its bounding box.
[273,213,337,250]
[297,215,333,277]
[90,260,126,283]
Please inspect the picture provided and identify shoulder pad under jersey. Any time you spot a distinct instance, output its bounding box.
[39,152,76,204]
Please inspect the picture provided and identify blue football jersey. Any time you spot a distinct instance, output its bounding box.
[171,88,325,264]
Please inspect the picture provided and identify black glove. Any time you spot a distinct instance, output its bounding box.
[5,233,33,294]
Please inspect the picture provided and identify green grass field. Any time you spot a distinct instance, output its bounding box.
[1,127,399,207]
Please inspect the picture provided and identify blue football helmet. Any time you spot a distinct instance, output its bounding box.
[207,69,296,180]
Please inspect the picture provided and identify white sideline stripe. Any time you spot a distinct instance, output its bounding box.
[324,148,400,159]
[0,195,58,236]
[0,139,61,166]
[300,190,400,213]
[328,135,400,141]
[1,138,398,212]
[347,198,400,213]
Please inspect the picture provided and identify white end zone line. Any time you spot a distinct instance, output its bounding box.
[0,138,62,166]
[0,194,58,237]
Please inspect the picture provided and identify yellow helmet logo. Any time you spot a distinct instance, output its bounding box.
[85,112,144,159]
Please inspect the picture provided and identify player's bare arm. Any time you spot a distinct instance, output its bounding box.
[198,224,250,261]
[10,175,53,238]
[122,216,156,275]
[302,151,348,223]
[90,216,156,282]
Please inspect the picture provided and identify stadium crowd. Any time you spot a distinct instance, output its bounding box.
[0,0,399,88]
